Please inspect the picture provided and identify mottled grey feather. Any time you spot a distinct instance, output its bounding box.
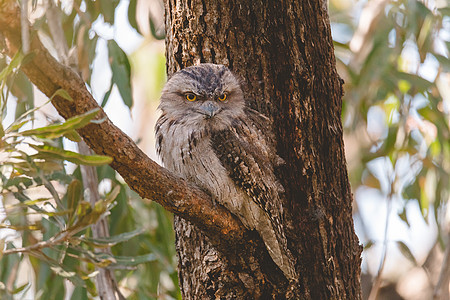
[156,63,295,279]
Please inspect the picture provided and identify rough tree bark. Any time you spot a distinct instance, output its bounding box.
[165,0,362,299]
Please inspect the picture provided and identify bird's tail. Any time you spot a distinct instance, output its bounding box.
[256,214,297,280]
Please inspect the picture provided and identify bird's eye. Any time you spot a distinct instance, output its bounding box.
[218,93,227,102]
[185,93,197,102]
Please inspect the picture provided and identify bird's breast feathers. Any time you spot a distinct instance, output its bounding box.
[156,114,245,201]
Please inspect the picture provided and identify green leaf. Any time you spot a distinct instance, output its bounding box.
[73,201,92,225]
[100,0,119,24]
[50,266,76,279]
[30,145,113,166]
[437,7,450,17]
[22,197,51,206]
[49,88,73,102]
[113,253,158,266]
[103,185,121,205]
[0,122,4,139]
[11,283,29,294]
[363,172,381,189]
[107,40,133,108]
[0,51,24,81]
[396,71,433,93]
[39,210,72,217]
[6,119,30,133]
[20,108,100,139]
[0,249,21,286]
[398,80,411,94]
[71,191,117,231]
[11,159,63,174]
[419,176,430,222]
[67,201,104,234]
[127,0,141,35]
[149,17,165,40]
[3,176,34,189]
[44,260,86,288]
[37,270,66,299]
[5,100,51,134]
[101,81,113,108]
[383,126,398,156]
[433,53,450,73]
[12,71,34,119]
[398,207,410,227]
[396,241,417,266]
[80,228,145,247]
[403,176,421,200]
[363,240,374,250]
[92,252,157,267]
[63,130,82,142]
[67,180,83,223]
[70,286,89,300]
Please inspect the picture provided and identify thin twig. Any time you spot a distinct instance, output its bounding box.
[72,0,92,27]
[368,181,395,300]
[3,230,71,255]
[20,0,29,53]
[45,0,69,64]
[433,231,450,300]
[79,141,124,300]
[37,168,66,228]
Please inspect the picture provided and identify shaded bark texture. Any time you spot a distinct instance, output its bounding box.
[165,0,362,299]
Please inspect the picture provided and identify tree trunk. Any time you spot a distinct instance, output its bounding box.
[165,0,362,299]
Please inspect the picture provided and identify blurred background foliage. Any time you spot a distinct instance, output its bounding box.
[330,0,449,298]
[0,0,448,299]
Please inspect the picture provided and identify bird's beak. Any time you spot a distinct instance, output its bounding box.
[198,101,221,118]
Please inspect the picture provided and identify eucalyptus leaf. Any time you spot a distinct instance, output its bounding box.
[107,40,133,108]
[49,88,73,102]
[63,130,82,142]
[11,282,29,295]
[30,144,113,166]
[67,179,83,223]
[20,108,100,139]
[432,53,450,73]
[80,228,145,247]
[396,71,433,93]
[0,51,24,81]
[127,0,141,35]
[112,253,158,266]
[396,241,417,266]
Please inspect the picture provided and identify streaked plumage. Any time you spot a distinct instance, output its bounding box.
[155,63,295,279]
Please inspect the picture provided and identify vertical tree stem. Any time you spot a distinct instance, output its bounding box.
[78,141,124,300]
[20,0,29,53]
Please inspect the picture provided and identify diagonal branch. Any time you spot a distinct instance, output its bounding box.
[0,0,244,245]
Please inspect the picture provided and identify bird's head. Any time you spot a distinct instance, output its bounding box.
[158,63,245,131]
